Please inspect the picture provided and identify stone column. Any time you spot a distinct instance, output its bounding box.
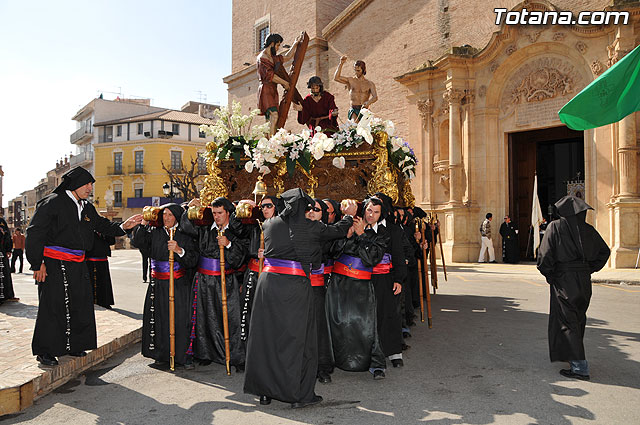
[444,88,464,205]
[617,113,639,198]
[417,99,434,204]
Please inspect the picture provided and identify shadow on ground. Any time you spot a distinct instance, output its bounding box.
[4,292,639,424]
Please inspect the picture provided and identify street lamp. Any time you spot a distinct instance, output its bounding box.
[163,181,179,201]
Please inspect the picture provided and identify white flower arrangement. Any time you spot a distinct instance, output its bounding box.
[204,102,417,180]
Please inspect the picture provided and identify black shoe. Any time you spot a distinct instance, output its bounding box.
[259,395,272,405]
[403,331,412,339]
[291,395,322,409]
[37,354,58,366]
[68,351,87,357]
[401,343,411,351]
[198,359,212,366]
[489,260,497,263]
[317,371,331,384]
[391,359,404,368]
[560,369,590,381]
[150,360,169,369]
[235,363,245,373]
[373,370,385,380]
[183,359,195,370]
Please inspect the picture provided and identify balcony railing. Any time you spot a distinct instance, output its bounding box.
[69,151,94,167]
[70,124,92,144]
[107,166,124,175]
[128,165,145,174]
[99,135,113,143]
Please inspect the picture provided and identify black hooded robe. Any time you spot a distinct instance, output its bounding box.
[26,194,125,356]
[326,227,388,372]
[131,220,198,365]
[180,212,247,367]
[86,232,116,308]
[0,219,15,303]
[244,189,352,404]
[537,197,610,363]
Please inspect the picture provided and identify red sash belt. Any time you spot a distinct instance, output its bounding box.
[262,258,306,277]
[151,259,185,280]
[43,245,85,262]
[372,253,393,275]
[372,263,393,274]
[248,258,260,273]
[310,264,325,287]
[87,257,108,262]
[324,259,334,275]
[333,261,372,280]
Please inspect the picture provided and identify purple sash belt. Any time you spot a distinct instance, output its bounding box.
[262,258,306,277]
[334,254,373,280]
[151,259,185,279]
[197,256,236,276]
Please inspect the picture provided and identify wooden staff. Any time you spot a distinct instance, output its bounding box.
[219,229,232,375]
[168,228,176,372]
[429,214,438,294]
[436,213,448,281]
[420,219,433,328]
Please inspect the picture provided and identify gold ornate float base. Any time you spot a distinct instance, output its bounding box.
[200,132,415,206]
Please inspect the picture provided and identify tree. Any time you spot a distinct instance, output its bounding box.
[161,155,203,202]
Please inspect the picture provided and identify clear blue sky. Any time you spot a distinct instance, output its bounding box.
[0,0,232,207]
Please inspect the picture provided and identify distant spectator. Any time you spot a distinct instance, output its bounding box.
[11,228,25,273]
[478,213,496,263]
[0,217,17,303]
[499,216,519,264]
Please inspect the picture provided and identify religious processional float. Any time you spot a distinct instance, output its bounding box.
[196,101,418,206]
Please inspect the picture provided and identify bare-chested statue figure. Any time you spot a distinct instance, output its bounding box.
[257,33,302,136]
[333,56,378,122]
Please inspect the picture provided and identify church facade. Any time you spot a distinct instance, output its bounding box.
[224,0,640,268]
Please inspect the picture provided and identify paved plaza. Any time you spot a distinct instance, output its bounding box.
[1,249,639,424]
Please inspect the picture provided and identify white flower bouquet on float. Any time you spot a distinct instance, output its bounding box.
[199,101,417,180]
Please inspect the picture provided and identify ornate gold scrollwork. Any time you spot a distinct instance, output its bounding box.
[200,142,228,205]
[296,159,317,198]
[272,157,287,197]
[367,131,399,204]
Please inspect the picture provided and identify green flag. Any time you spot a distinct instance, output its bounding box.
[558,43,640,130]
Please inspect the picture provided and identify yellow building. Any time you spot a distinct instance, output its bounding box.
[93,109,216,221]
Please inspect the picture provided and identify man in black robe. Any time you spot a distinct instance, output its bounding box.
[326,196,388,379]
[0,217,16,304]
[537,196,610,380]
[131,204,199,369]
[499,215,519,264]
[181,196,247,370]
[244,188,355,408]
[373,192,406,367]
[26,167,142,366]
[86,232,116,309]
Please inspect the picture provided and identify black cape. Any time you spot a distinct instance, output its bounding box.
[26,193,125,356]
[537,199,610,362]
[244,189,352,404]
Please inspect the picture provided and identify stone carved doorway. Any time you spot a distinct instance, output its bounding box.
[508,126,584,258]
